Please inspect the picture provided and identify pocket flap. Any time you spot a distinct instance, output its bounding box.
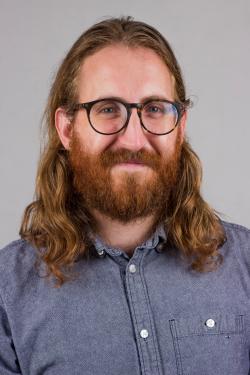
[170,313,244,338]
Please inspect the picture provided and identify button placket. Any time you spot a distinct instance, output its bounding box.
[125,253,163,375]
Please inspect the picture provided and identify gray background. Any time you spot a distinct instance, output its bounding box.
[0,0,249,248]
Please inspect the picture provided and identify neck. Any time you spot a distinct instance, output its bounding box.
[90,209,160,256]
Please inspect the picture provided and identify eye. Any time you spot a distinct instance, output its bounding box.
[101,106,117,113]
[146,104,163,113]
[148,106,160,112]
[143,101,165,117]
[93,100,121,116]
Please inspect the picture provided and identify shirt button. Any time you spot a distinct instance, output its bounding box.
[98,250,105,257]
[156,242,164,253]
[140,329,149,339]
[129,264,136,273]
[205,318,215,328]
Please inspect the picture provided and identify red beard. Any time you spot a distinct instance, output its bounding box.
[69,130,182,224]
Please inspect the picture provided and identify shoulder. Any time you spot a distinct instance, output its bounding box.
[222,220,250,243]
[0,239,40,299]
[0,238,38,267]
[220,220,250,269]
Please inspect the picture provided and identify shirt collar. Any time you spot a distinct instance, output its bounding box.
[90,223,167,258]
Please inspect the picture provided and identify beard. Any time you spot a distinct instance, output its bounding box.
[69,129,182,226]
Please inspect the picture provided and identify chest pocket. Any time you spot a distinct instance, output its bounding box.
[169,313,247,375]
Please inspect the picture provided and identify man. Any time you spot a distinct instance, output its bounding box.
[0,16,249,375]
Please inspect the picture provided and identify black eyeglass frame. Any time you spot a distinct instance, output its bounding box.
[72,98,187,136]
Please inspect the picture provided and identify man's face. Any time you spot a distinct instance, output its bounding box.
[56,45,186,223]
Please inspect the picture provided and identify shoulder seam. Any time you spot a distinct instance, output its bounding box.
[221,220,250,234]
[0,238,26,252]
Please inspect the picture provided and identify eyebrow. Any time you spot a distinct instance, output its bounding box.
[94,95,173,103]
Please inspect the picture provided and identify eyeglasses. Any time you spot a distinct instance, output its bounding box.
[72,97,187,136]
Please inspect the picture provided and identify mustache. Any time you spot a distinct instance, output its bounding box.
[100,148,161,170]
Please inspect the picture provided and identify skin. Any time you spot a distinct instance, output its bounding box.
[55,44,187,255]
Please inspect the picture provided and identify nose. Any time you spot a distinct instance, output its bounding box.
[116,108,148,151]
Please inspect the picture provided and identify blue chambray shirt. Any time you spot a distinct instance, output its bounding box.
[0,221,249,374]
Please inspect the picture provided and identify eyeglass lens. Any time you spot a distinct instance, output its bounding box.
[89,99,178,135]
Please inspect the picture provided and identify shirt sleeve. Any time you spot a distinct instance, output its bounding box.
[0,292,22,374]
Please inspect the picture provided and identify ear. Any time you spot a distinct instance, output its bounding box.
[55,107,73,150]
[179,110,187,143]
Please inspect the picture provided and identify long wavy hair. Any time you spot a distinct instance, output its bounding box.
[20,16,226,287]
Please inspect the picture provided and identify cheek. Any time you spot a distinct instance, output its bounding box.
[75,120,117,154]
[150,131,178,156]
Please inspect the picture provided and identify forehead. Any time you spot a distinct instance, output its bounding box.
[77,44,175,102]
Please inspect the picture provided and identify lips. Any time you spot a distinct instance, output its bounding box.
[123,160,143,164]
